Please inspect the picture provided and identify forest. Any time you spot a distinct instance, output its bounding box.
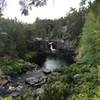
[0,0,100,100]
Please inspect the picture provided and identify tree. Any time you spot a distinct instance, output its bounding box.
[0,0,6,16]
[0,0,47,15]
[78,1,100,65]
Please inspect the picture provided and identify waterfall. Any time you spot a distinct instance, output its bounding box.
[49,42,56,53]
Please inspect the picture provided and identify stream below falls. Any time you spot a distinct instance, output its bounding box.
[0,53,72,98]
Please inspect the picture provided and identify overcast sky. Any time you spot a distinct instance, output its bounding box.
[3,0,81,23]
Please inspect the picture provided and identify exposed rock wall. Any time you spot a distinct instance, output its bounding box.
[27,38,77,53]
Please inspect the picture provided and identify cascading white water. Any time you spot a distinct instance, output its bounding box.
[49,42,56,53]
[43,57,66,71]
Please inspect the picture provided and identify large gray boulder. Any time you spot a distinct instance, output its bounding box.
[25,76,46,87]
[25,62,39,69]
[42,69,51,74]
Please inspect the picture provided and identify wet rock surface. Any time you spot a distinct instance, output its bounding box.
[0,76,11,86]
[42,68,51,74]
[0,68,51,97]
[25,74,47,86]
[25,62,39,69]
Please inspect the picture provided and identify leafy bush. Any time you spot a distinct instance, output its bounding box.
[16,89,36,100]
[73,93,90,100]
[23,51,37,61]
[0,58,25,75]
[73,86,100,100]
[0,97,12,100]
[43,82,70,100]
[92,86,100,100]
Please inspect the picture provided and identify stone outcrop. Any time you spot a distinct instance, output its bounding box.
[10,92,20,97]
[25,62,39,69]
[25,76,46,87]
[42,69,51,74]
[27,38,76,52]
[0,75,11,86]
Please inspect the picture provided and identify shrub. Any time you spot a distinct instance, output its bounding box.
[42,82,70,100]
[0,58,25,75]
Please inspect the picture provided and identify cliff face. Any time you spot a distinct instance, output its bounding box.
[27,38,76,64]
[27,38,78,52]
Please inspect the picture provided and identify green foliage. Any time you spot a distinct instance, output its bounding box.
[0,1,100,99]
[0,18,32,56]
[0,97,13,100]
[16,89,36,100]
[79,10,100,64]
[92,86,100,100]
[71,2,100,99]
[71,3,100,99]
[32,9,85,50]
[43,82,70,100]
[0,7,85,56]
[0,58,26,75]
[54,63,98,100]
[23,51,37,61]
[73,86,100,100]
[73,93,90,100]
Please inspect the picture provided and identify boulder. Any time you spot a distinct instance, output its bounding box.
[10,92,19,97]
[25,77,39,85]
[73,74,79,78]
[25,62,39,69]
[34,77,46,87]
[42,69,51,74]
[8,84,23,92]
[15,85,23,91]
[8,86,16,91]
[25,76,46,87]
[0,76,10,86]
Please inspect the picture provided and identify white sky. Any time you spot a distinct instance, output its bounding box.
[3,0,81,23]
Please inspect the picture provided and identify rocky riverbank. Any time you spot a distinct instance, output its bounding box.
[0,65,60,98]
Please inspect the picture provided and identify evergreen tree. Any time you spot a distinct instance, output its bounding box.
[79,2,100,65]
